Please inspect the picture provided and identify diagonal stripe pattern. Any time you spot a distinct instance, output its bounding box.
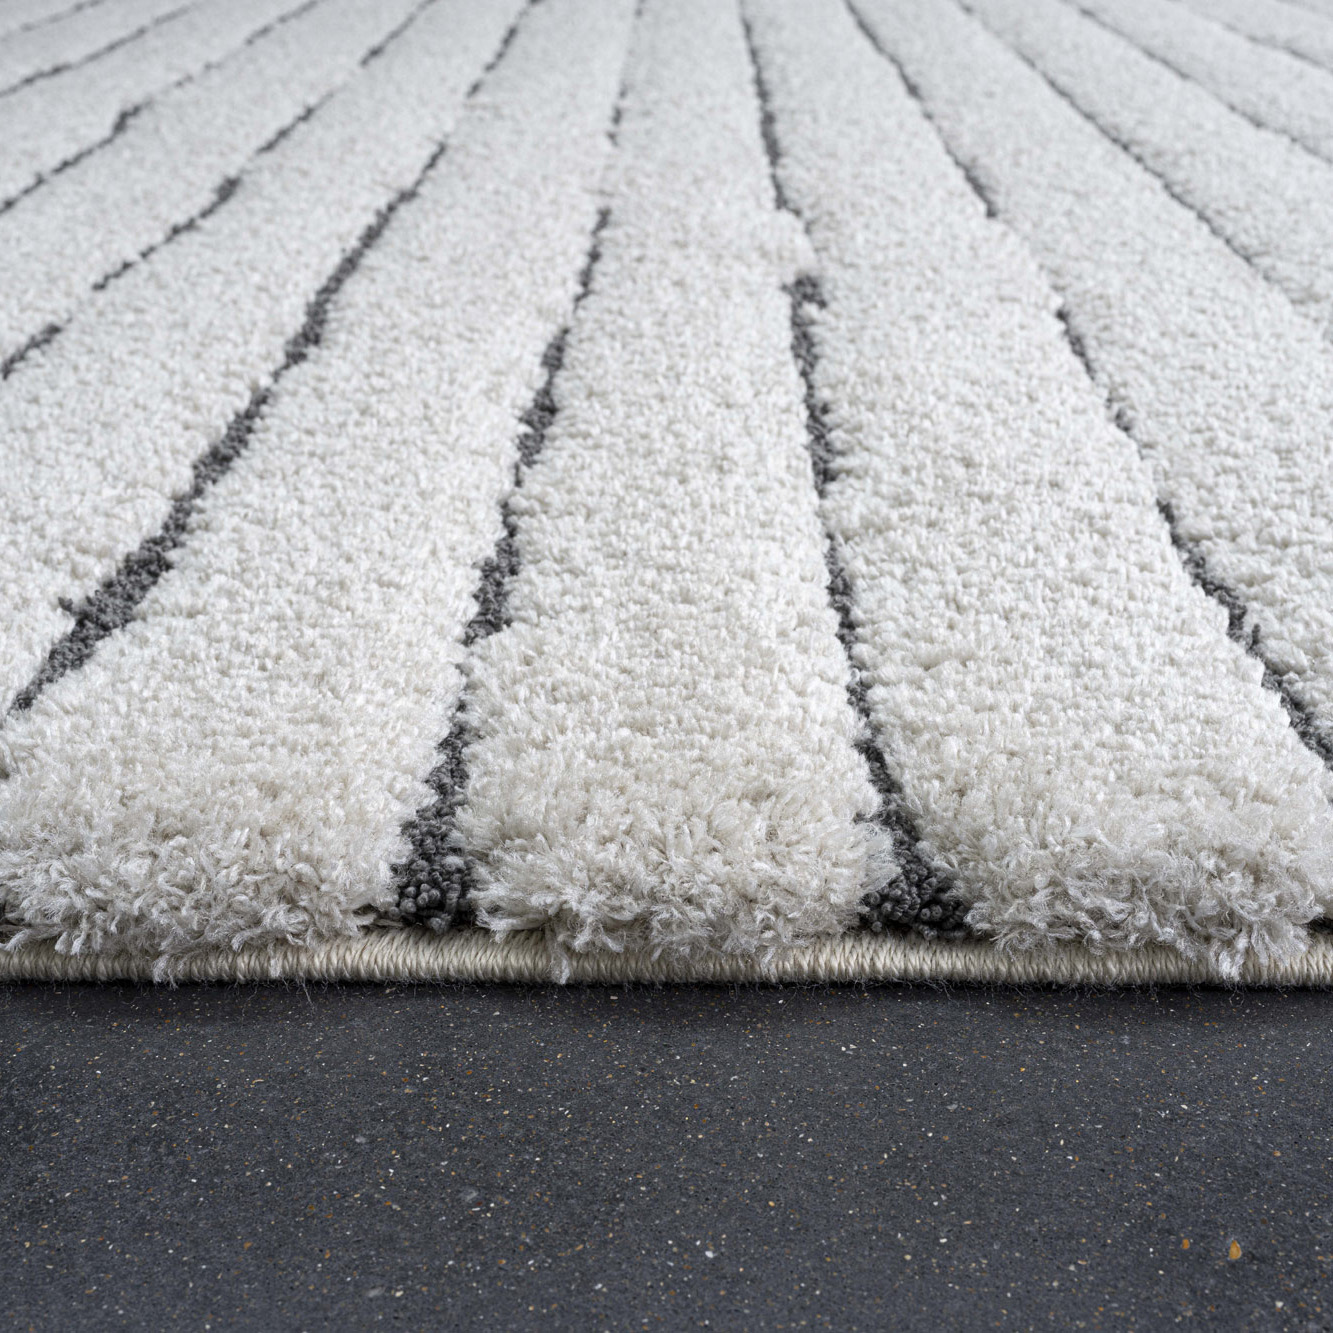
[3,0,1333,982]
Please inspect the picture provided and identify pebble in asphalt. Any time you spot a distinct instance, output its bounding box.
[2,982,1331,1330]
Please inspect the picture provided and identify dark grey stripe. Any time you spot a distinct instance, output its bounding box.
[0,2,192,100]
[1053,308,1333,770]
[1177,6,1333,77]
[0,321,59,381]
[6,5,539,719]
[745,16,795,213]
[847,0,1333,774]
[1061,0,1333,166]
[253,96,327,156]
[595,1,645,147]
[1162,500,1333,767]
[179,0,323,86]
[790,281,969,937]
[90,172,241,292]
[742,13,969,939]
[843,1,1000,217]
[1289,0,1333,23]
[960,0,1324,282]
[464,0,528,98]
[0,0,115,42]
[0,0,322,220]
[390,208,612,932]
[0,103,143,219]
[0,0,431,375]
[359,0,435,67]
[608,82,628,143]
[394,0,646,931]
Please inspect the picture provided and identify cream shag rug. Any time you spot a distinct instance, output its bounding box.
[3,0,1333,985]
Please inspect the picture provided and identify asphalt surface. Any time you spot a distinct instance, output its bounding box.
[3,980,1331,1331]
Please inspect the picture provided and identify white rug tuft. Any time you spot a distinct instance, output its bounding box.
[3,0,1333,983]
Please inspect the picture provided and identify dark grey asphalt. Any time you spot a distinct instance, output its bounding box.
[2,982,1331,1331]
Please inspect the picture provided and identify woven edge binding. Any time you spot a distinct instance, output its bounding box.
[3,930,1333,985]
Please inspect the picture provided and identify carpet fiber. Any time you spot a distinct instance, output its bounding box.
[3,0,1333,983]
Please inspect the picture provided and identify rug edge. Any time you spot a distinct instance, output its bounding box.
[3,930,1333,986]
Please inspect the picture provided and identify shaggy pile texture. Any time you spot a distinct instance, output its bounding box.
[4,0,1333,984]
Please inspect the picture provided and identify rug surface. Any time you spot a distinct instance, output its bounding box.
[3,0,1333,984]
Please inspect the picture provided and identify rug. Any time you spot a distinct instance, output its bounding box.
[3,0,1333,985]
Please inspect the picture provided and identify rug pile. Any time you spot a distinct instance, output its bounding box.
[3,0,1333,984]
